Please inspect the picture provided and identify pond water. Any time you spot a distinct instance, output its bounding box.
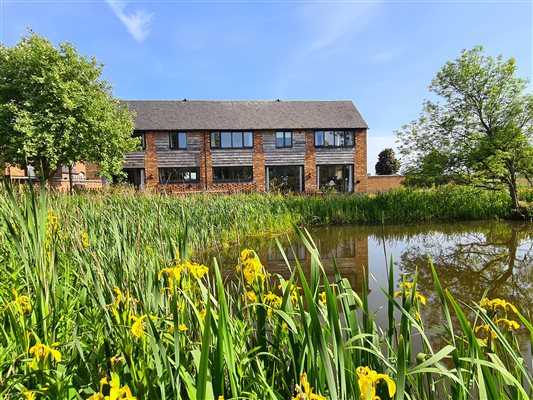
[201,220,533,354]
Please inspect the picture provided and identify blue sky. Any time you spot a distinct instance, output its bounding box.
[2,0,532,173]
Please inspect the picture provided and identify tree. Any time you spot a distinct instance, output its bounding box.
[375,148,400,175]
[0,31,138,181]
[396,46,533,210]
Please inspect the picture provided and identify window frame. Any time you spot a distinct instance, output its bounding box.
[169,132,188,150]
[275,131,293,148]
[133,130,146,150]
[210,131,254,149]
[314,130,355,148]
[212,166,254,183]
[158,167,199,184]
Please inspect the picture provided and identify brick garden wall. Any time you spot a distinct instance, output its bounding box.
[367,175,405,193]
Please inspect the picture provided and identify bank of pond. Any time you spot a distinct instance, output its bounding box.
[0,187,532,399]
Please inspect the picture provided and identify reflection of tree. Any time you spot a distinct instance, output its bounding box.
[397,222,533,349]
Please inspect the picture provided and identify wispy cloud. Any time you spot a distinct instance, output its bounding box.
[301,3,380,55]
[106,0,153,42]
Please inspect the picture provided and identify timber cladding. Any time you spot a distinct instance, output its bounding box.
[122,100,369,194]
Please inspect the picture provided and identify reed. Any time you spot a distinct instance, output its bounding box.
[0,187,531,399]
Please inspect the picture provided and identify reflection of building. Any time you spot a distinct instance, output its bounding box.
[122,100,368,193]
[259,235,369,290]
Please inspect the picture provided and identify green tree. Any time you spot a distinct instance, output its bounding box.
[396,46,533,210]
[375,148,401,175]
[0,31,138,181]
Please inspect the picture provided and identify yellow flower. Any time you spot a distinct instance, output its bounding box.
[130,315,156,339]
[178,323,188,331]
[29,343,61,368]
[263,292,282,317]
[495,318,520,331]
[236,249,265,285]
[4,289,32,314]
[81,231,90,248]
[394,282,426,306]
[186,262,209,279]
[243,290,258,303]
[475,324,498,345]
[480,298,518,314]
[293,372,326,400]
[356,366,396,400]
[319,292,327,304]
[110,354,125,370]
[199,308,207,321]
[87,393,104,400]
[23,391,36,400]
[218,397,224,400]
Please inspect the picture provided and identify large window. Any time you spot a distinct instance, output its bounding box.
[213,166,253,182]
[275,131,292,148]
[159,167,199,184]
[133,131,146,150]
[266,165,303,192]
[317,164,354,192]
[314,130,355,148]
[170,132,187,149]
[211,132,253,149]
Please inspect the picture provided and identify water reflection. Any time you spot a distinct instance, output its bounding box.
[200,221,533,351]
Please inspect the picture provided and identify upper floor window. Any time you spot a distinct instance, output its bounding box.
[211,131,253,149]
[276,131,292,148]
[159,167,199,184]
[314,130,355,148]
[170,132,187,149]
[133,130,146,150]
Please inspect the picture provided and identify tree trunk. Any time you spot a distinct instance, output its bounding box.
[68,165,73,193]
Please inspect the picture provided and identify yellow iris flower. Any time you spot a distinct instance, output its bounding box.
[480,298,518,314]
[293,372,326,400]
[357,366,396,400]
[4,289,32,315]
[29,343,61,368]
[393,282,426,306]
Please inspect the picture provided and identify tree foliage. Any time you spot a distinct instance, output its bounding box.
[0,31,138,180]
[396,46,533,209]
[375,148,401,175]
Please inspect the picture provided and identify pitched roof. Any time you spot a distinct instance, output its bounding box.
[122,100,368,131]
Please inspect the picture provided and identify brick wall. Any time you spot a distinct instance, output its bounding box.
[354,129,367,193]
[304,130,317,193]
[144,131,159,189]
[367,175,405,193]
[253,131,266,191]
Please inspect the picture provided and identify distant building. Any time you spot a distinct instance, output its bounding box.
[122,100,368,193]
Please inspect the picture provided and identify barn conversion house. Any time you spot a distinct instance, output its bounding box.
[122,99,368,193]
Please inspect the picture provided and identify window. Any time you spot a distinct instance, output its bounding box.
[317,164,354,192]
[213,166,253,182]
[170,132,187,149]
[314,130,355,147]
[211,132,253,149]
[275,131,292,148]
[159,167,199,184]
[133,131,146,150]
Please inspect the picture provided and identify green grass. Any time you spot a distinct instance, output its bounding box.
[0,186,531,399]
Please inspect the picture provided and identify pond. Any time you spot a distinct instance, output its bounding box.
[202,220,533,355]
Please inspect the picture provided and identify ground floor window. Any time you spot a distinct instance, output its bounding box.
[213,166,253,182]
[159,167,199,184]
[317,164,353,192]
[266,165,303,193]
[123,168,145,188]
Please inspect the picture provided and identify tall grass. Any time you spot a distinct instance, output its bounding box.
[0,187,531,399]
[10,184,518,252]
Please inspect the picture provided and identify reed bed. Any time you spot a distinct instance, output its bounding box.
[18,184,519,251]
[0,187,531,399]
